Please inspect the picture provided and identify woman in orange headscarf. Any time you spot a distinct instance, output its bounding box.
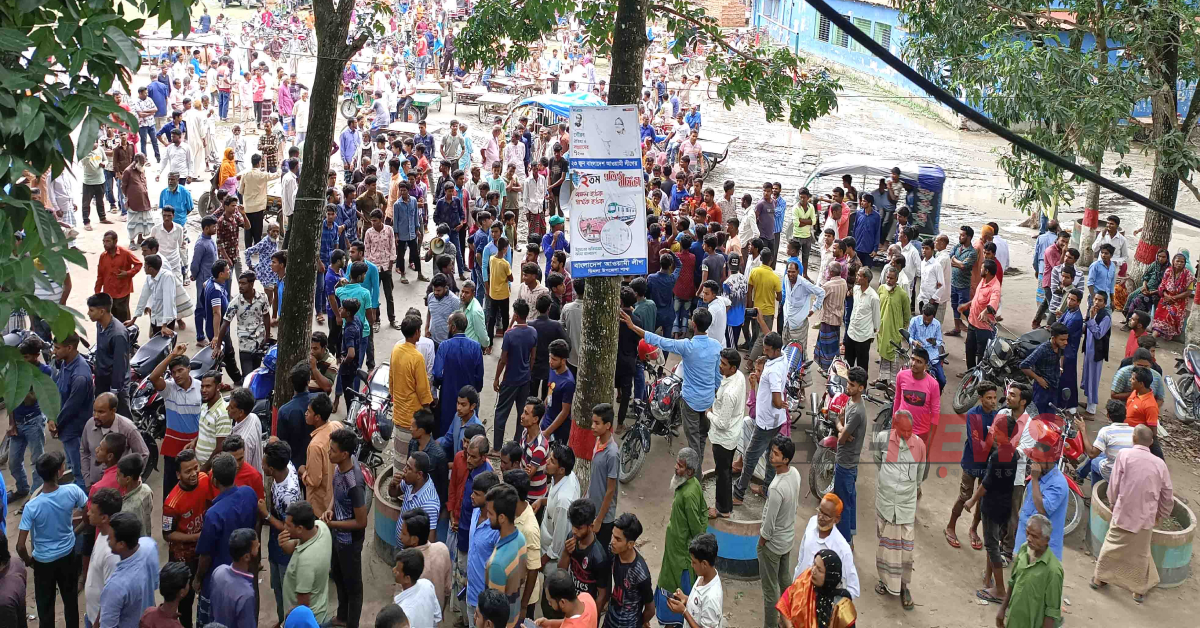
[217,147,238,190]
[777,549,857,628]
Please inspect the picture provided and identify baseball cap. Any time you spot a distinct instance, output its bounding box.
[548,215,565,227]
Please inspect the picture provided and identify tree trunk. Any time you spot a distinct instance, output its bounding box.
[1079,159,1103,268]
[270,0,360,411]
[1130,20,1180,286]
[567,0,650,482]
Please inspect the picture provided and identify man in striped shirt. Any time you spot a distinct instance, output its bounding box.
[391,451,440,546]
[196,370,232,468]
[150,343,203,498]
[485,483,528,628]
[518,397,549,503]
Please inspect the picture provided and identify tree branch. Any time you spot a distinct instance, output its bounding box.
[650,3,757,65]
[1180,171,1200,205]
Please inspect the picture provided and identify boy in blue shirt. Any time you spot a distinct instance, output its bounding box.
[17,451,89,626]
[337,297,365,413]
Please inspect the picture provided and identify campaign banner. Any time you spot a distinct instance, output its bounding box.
[567,105,648,277]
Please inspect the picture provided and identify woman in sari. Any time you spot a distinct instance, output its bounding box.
[217,147,238,189]
[1123,248,1169,322]
[1150,251,1194,339]
[876,266,911,387]
[777,549,857,628]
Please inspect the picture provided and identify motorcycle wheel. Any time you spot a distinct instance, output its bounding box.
[808,447,836,499]
[619,425,650,483]
[1177,377,1198,424]
[140,431,159,480]
[871,407,893,454]
[1063,486,1083,536]
[339,97,359,120]
[953,369,985,414]
[150,402,167,441]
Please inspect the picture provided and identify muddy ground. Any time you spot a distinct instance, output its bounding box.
[6,13,1200,625]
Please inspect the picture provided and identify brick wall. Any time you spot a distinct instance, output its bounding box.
[698,0,748,27]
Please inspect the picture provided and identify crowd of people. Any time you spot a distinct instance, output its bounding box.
[3,1,1194,628]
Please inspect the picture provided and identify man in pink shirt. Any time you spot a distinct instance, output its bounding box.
[1032,230,1068,327]
[960,259,1001,372]
[892,347,941,470]
[1091,424,1173,602]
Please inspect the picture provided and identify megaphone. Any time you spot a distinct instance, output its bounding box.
[430,237,446,255]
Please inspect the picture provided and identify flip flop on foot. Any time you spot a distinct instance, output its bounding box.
[874,581,888,596]
[970,531,983,551]
[901,588,914,611]
[316,315,326,325]
[976,589,1002,604]
[1089,579,1107,590]
[944,529,961,548]
[708,507,718,519]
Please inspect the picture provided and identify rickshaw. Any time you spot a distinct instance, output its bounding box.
[800,154,947,238]
[503,92,606,136]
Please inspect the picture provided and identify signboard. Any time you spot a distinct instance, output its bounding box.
[567,105,648,277]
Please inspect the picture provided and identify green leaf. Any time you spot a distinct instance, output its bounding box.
[16,98,36,128]
[76,116,100,164]
[105,25,140,70]
[30,363,61,425]
[17,0,49,12]
[23,112,45,147]
[0,28,34,51]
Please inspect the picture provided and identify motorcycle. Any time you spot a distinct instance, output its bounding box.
[784,342,813,425]
[952,325,1048,414]
[619,342,683,483]
[1166,344,1200,425]
[1058,409,1087,537]
[345,363,395,487]
[807,357,886,498]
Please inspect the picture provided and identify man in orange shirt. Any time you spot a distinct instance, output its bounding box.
[95,230,143,322]
[960,259,1002,371]
[1123,366,1162,458]
[389,314,434,466]
[303,392,337,515]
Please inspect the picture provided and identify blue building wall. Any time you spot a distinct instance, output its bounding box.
[753,0,1196,119]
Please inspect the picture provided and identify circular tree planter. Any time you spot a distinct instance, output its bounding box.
[1090,479,1196,588]
[702,469,767,581]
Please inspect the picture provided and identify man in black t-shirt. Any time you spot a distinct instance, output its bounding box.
[558,498,612,612]
[965,413,1018,605]
[548,143,569,218]
[607,513,654,628]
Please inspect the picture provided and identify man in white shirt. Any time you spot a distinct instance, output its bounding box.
[708,349,746,519]
[503,131,526,175]
[780,260,825,370]
[845,268,881,374]
[539,444,580,569]
[49,171,78,227]
[734,333,787,504]
[150,207,186,282]
[917,240,946,320]
[759,436,803,628]
[987,221,1012,270]
[157,129,193,181]
[392,548,442,628]
[483,125,502,169]
[293,90,310,144]
[794,495,860,597]
[898,226,922,308]
[278,165,299,224]
[934,234,953,322]
[698,281,728,348]
[1091,214,1130,272]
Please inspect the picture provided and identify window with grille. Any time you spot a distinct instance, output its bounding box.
[850,17,872,52]
[834,15,851,47]
[873,23,893,50]
[817,15,831,42]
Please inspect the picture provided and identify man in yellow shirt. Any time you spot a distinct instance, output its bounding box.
[389,314,433,470]
[747,247,782,361]
[488,236,514,340]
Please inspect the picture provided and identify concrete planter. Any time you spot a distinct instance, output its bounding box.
[373,465,403,565]
[1089,479,1196,588]
[702,469,765,581]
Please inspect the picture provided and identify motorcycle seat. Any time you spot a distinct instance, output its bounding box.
[1186,346,1200,375]
[1018,328,1051,346]
[367,364,390,398]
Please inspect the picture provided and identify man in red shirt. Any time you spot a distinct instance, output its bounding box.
[1124,311,1149,358]
[222,434,265,500]
[87,431,129,500]
[95,230,143,322]
[162,449,217,624]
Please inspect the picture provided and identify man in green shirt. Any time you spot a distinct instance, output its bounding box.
[461,281,490,349]
[788,187,817,280]
[655,447,708,626]
[997,513,1063,628]
[282,500,333,624]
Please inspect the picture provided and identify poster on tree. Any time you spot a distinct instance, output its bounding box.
[567,105,648,277]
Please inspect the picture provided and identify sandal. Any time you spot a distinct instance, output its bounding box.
[401,277,410,284]
[944,529,961,548]
[875,581,888,596]
[901,588,914,610]
[316,315,326,325]
[970,531,983,551]
[1089,580,1107,590]
[976,589,1002,604]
